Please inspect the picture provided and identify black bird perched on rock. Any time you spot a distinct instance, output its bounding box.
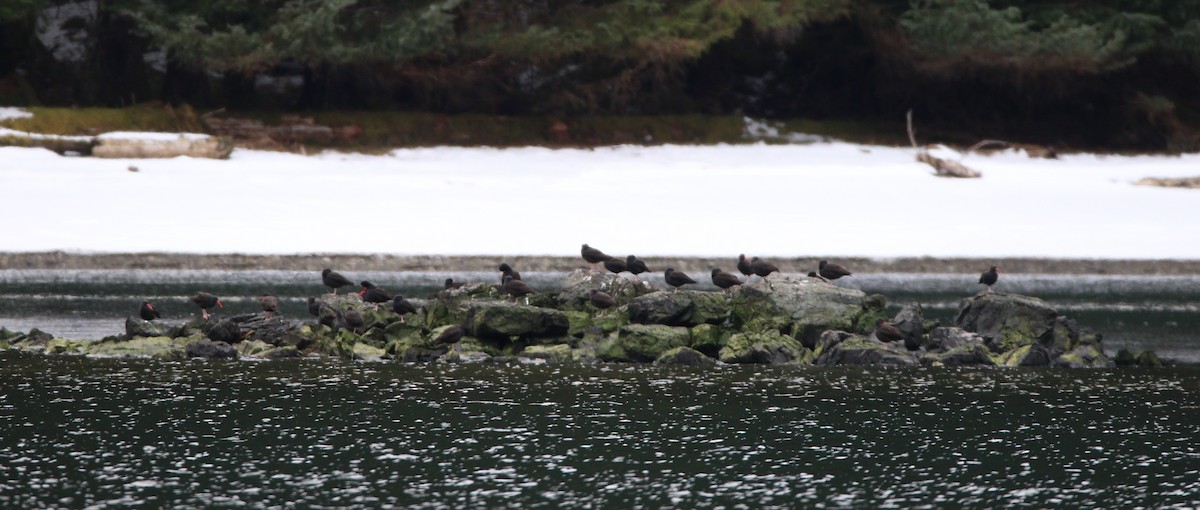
[498,263,521,284]
[664,267,697,292]
[392,295,418,323]
[190,292,223,319]
[979,266,1001,293]
[504,275,536,303]
[588,289,617,315]
[322,268,353,294]
[444,278,465,290]
[625,255,649,281]
[819,260,853,281]
[139,301,160,321]
[433,325,466,345]
[873,319,906,343]
[711,268,744,295]
[317,304,337,328]
[750,257,780,288]
[338,309,364,333]
[581,244,613,271]
[258,293,279,319]
[603,257,627,275]
[737,254,754,279]
[359,281,393,308]
[307,297,326,317]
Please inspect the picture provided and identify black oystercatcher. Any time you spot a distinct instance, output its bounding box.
[664,267,697,292]
[138,301,160,321]
[190,292,223,319]
[498,263,521,284]
[317,304,337,328]
[819,260,852,281]
[258,293,279,319]
[979,266,1001,293]
[322,268,353,294]
[603,257,627,275]
[750,257,780,288]
[392,295,418,323]
[588,289,617,315]
[359,281,393,308]
[711,268,744,295]
[581,244,613,271]
[444,278,466,290]
[737,254,754,279]
[625,255,649,281]
[873,319,906,343]
[338,309,365,334]
[307,297,326,317]
[433,325,466,345]
[504,275,536,303]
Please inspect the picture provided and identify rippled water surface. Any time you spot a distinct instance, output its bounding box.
[2,355,1198,508]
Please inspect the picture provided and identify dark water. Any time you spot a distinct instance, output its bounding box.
[2,354,1199,509]
[2,269,1199,362]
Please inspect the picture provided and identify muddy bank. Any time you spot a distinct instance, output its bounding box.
[2,251,1198,275]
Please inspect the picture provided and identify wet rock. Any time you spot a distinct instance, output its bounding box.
[206,319,243,344]
[236,340,275,357]
[922,344,996,366]
[226,313,295,345]
[398,346,448,362]
[925,327,986,352]
[520,344,576,363]
[185,340,237,359]
[87,336,190,359]
[627,290,728,327]
[730,276,865,343]
[655,346,718,367]
[688,323,727,357]
[719,331,810,364]
[955,293,1059,353]
[466,302,569,340]
[1138,350,1163,367]
[125,317,168,338]
[1114,348,1138,366]
[816,335,919,366]
[556,270,656,311]
[353,343,387,361]
[891,302,929,350]
[599,324,690,362]
[1054,343,1113,368]
[264,347,303,360]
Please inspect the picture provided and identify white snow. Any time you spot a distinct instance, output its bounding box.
[96,131,211,141]
[0,107,33,122]
[0,141,1197,259]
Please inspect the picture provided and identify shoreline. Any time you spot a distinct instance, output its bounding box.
[2,251,1198,275]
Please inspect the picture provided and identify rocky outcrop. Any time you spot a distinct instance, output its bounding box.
[4,272,1118,368]
[956,293,1112,368]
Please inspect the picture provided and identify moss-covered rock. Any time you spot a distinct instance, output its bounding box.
[439,338,498,363]
[353,343,387,361]
[1137,350,1163,367]
[467,302,569,340]
[921,344,996,366]
[1054,343,1113,368]
[187,340,238,359]
[87,336,191,359]
[688,323,727,356]
[125,316,168,338]
[955,293,1059,353]
[655,346,718,367]
[311,329,358,359]
[520,344,577,363]
[598,324,690,362]
[556,270,657,311]
[853,294,890,335]
[730,277,865,343]
[46,338,85,355]
[719,331,809,364]
[627,290,728,327]
[236,340,275,357]
[816,336,918,366]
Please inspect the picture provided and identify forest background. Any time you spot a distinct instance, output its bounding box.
[1,0,1198,152]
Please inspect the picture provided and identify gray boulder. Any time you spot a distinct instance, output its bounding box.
[125,317,168,338]
[556,270,657,311]
[627,290,728,327]
[599,324,691,362]
[186,340,237,359]
[206,319,243,343]
[719,331,810,364]
[921,344,996,366]
[891,302,931,351]
[815,335,919,366]
[730,277,866,342]
[655,346,718,367]
[955,293,1058,353]
[466,302,569,340]
[925,327,986,352]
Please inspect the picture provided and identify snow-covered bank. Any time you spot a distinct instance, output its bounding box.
[0,142,1197,259]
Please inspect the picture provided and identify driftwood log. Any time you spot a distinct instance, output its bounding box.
[202,110,363,150]
[907,110,982,178]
